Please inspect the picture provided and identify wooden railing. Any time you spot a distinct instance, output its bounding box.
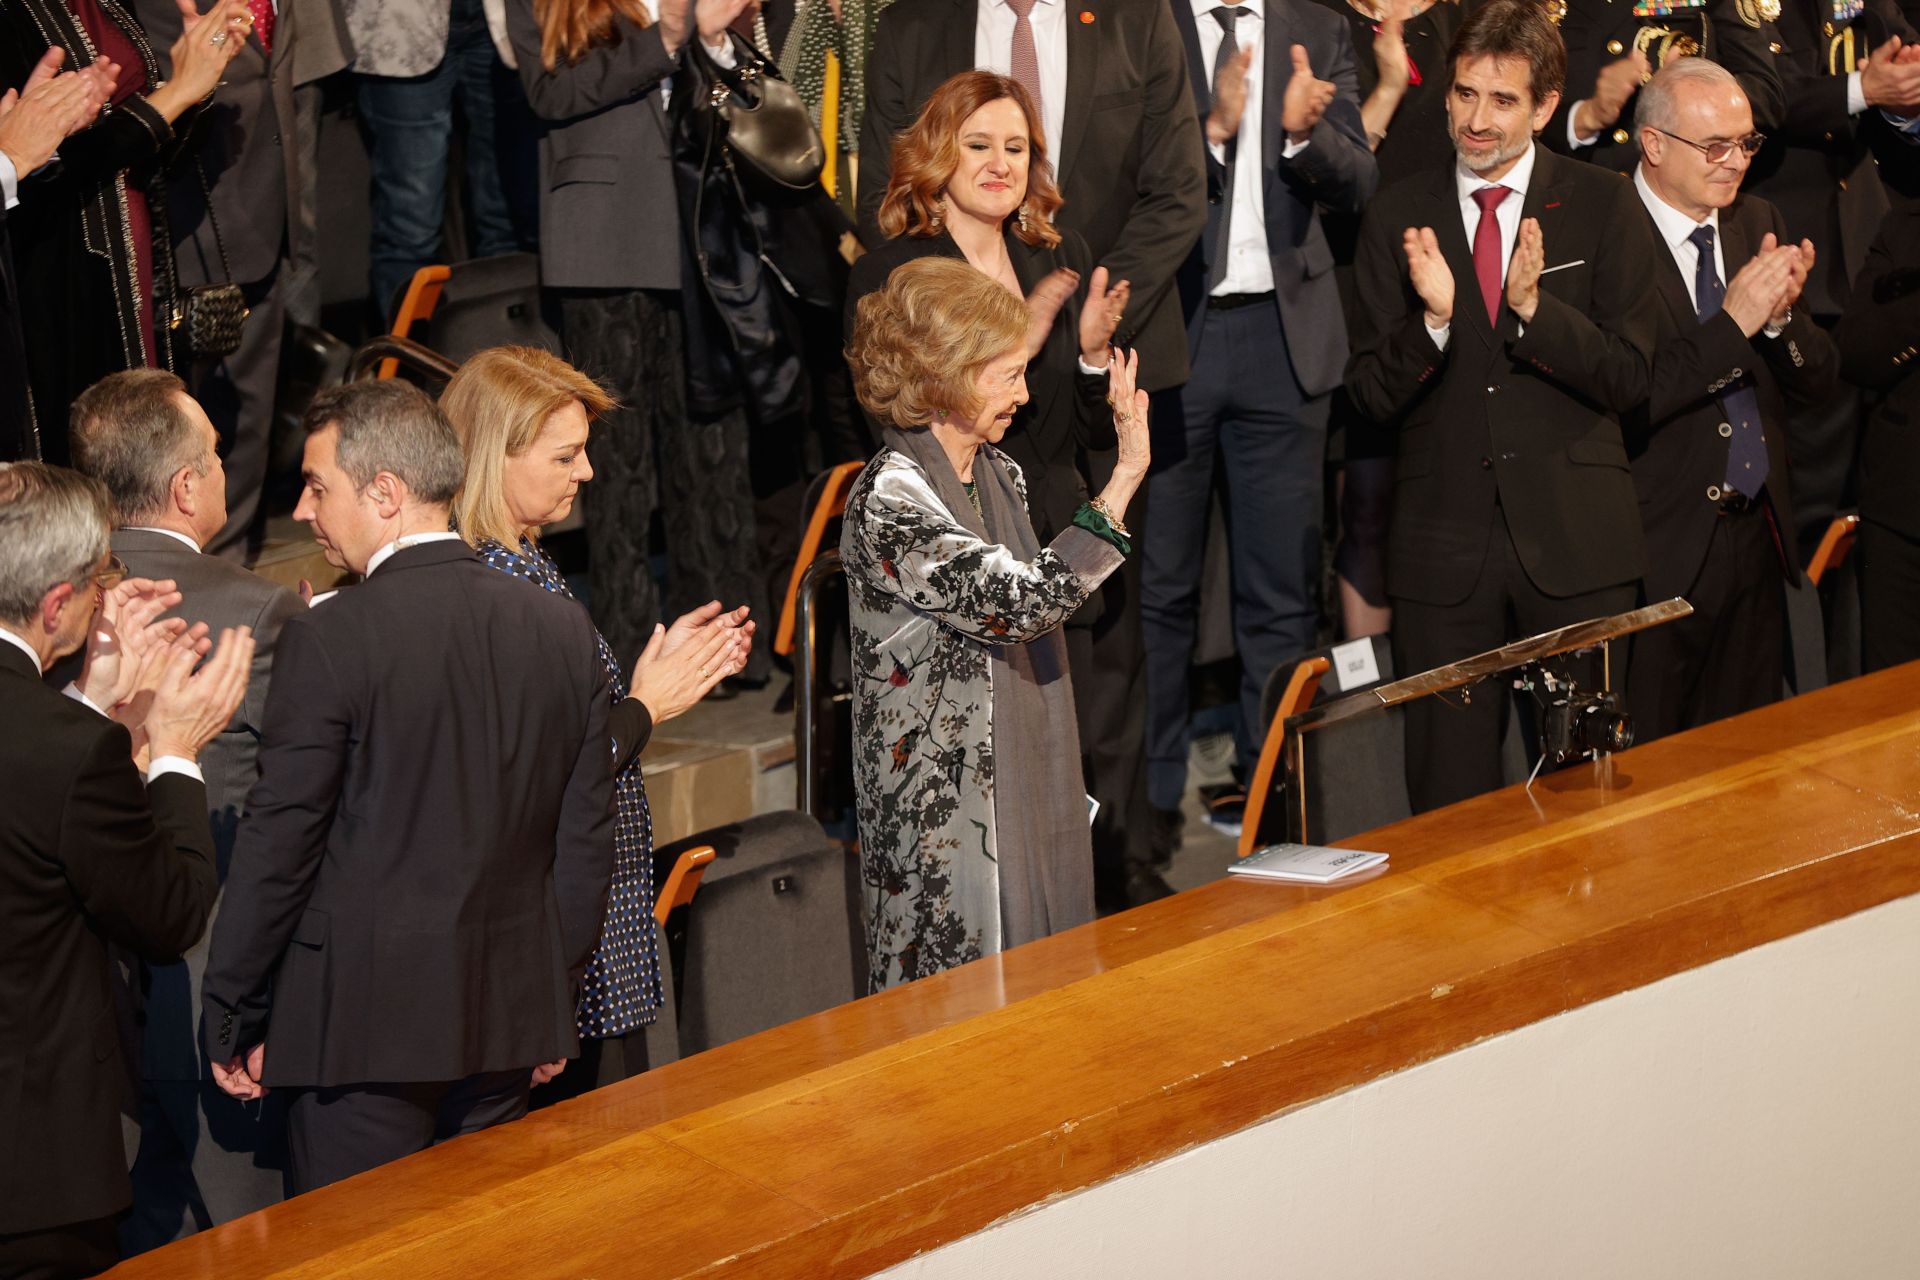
[111,664,1920,1278]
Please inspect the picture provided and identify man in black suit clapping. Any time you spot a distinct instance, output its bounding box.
[1623,58,1837,741]
[1345,0,1660,811]
[0,461,251,1279]
[199,381,616,1195]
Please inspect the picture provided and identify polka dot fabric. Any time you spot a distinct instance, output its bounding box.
[479,538,663,1038]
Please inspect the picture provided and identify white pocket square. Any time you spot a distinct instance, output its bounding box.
[1539,259,1587,276]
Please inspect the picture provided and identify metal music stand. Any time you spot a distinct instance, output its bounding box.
[1280,598,1695,843]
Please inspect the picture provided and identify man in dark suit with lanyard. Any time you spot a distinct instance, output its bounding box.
[1143,0,1374,839]
[1346,0,1660,812]
[1623,57,1837,740]
[200,381,616,1193]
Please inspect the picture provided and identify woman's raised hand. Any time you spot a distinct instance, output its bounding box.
[1076,267,1130,368]
[153,0,250,121]
[630,605,755,725]
[1107,346,1149,479]
[1023,267,1080,360]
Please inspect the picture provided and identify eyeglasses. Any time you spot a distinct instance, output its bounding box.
[1653,128,1766,164]
[89,554,128,591]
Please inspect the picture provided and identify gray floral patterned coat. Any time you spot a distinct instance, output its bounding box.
[841,444,1123,992]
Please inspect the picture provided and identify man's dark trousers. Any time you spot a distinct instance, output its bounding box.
[1141,297,1326,810]
[287,1069,532,1195]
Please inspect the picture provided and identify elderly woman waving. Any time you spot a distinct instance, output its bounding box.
[842,257,1149,992]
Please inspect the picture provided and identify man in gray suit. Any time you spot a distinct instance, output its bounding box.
[134,0,352,560]
[69,369,305,1252]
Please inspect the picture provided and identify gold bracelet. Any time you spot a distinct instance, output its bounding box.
[1089,496,1130,539]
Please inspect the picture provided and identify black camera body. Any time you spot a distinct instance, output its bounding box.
[1539,686,1634,767]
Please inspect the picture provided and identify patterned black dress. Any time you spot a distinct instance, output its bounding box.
[477,536,663,1036]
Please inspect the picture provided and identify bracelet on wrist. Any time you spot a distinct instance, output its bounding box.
[1088,496,1130,538]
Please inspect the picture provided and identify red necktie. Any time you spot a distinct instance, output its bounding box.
[1471,185,1511,328]
[1005,0,1043,128]
[249,0,275,56]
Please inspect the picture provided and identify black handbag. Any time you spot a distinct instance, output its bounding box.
[169,162,249,361]
[684,33,825,192]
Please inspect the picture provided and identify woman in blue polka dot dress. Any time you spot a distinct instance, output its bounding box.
[443,346,754,1094]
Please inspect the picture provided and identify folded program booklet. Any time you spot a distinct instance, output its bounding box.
[1227,843,1389,884]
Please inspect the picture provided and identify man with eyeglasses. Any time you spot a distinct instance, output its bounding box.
[0,460,253,1278]
[1623,57,1837,741]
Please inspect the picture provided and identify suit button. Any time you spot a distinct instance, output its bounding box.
[1481,456,1494,469]
[1486,385,1500,395]
[1719,422,1733,437]
[1769,41,1782,52]
[1606,38,1624,53]
[1707,485,1723,502]
[1612,128,1630,144]
[1824,19,1835,34]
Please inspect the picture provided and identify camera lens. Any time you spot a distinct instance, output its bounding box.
[1576,708,1634,754]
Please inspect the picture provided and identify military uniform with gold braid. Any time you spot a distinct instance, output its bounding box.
[1543,0,1787,173]
[1745,0,1920,315]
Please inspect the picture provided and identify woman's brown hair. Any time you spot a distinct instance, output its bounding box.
[876,70,1064,248]
[535,0,654,72]
[442,346,616,548]
[847,258,1030,428]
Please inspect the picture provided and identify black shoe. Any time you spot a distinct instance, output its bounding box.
[1125,868,1177,906]
[1198,783,1248,838]
[1148,806,1184,869]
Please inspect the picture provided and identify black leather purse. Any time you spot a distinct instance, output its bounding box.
[169,162,249,361]
[685,33,825,192]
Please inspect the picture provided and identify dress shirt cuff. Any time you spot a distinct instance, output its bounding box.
[1425,320,1451,352]
[147,755,204,784]
[1848,71,1866,117]
[1763,316,1787,339]
[1281,135,1308,159]
[1567,105,1598,148]
[63,682,108,717]
[1208,137,1228,165]
[705,33,738,66]
[1881,108,1920,137]
[1077,353,1109,375]
[0,152,16,211]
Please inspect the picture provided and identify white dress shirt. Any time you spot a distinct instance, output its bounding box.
[365,529,465,576]
[1192,0,1276,295]
[1633,165,1725,311]
[1427,142,1538,350]
[3,625,202,782]
[0,153,16,211]
[976,0,1068,165]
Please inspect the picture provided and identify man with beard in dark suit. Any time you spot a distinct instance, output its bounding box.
[1621,58,1837,741]
[199,380,616,1194]
[69,369,306,1251]
[0,460,251,1279]
[1346,0,1661,811]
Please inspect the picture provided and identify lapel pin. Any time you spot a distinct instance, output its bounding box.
[1544,201,1562,209]
[1080,9,1095,21]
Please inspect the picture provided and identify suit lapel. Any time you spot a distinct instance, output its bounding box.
[1173,0,1210,118]
[1634,200,1700,328]
[1425,165,1492,350]
[1718,198,1754,288]
[1056,0,1102,187]
[1260,0,1290,188]
[1504,149,1573,343]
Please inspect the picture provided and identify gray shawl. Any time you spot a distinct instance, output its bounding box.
[882,425,1093,946]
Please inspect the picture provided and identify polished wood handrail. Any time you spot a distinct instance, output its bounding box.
[110,664,1920,1279]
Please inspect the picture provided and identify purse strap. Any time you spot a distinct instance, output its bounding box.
[192,157,237,287]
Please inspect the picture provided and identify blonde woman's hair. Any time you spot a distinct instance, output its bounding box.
[846,258,1030,429]
[441,346,615,548]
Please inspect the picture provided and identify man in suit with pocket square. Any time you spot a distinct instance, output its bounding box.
[1622,58,1837,743]
[1345,0,1660,811]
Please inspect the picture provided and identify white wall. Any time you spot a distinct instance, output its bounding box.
[876,892,1920,1280]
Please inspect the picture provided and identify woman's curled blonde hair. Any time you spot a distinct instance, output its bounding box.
[846,258,1029,429]
[441,345,615,549]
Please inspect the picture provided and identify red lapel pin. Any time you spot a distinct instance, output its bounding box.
[1544,201,1562,209]
[1079,9,1095,21]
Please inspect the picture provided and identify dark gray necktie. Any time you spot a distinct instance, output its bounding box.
[1207,5,1250,291]
[1689,224,1769,500]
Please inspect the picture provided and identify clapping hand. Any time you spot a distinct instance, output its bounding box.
[155,0,251,116]
[1504,217,1544,324]
[1207,46,1254,146]
[1574,49,1650,140]
[1402,226,1453,329]
[0,47,117,175]
[1372,0,1412,95]
[1279,45,1335,142]
[76,577,190,718]
[1861,36,1920,116]
[143,625,254,762]
[1775,236,1815,327]
[1077,266,1130,368]
[632,602,755,725]
[212,1041,266,1101]
[1024,267,1081,361]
